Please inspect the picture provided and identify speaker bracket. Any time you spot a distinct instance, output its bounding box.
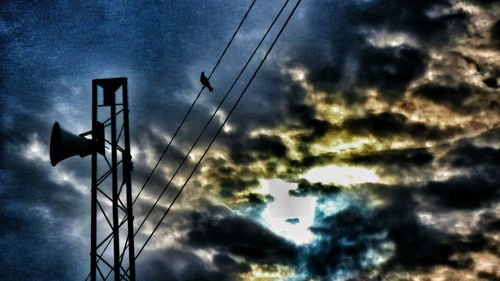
[95,78,126,106]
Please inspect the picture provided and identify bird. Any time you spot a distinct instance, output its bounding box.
[200,72,213,92]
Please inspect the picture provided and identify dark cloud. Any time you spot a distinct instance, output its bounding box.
[412,141,500,213]
[212,253,251,274]
[380,191,485,272]
[348,147,436,180]
[210,74,322,168]
[184,207,298,265]
[0,145,88,280]
[305,205,388,278]
[196,155,261,199]
[472,127,500,144]
[227,134,288,164]
[246,192,274,206]
[422,173,499,210]
[346,147,434,168]
[0,208,84,281]
[289,179,340,197]
[297,119,333,144]
[469,0,500,5]
[290,0,473,107]
[249,135,288,159]
[252,77,334,144]
[285,218,300,225]
[483,76,499,89]
[413,83,477,110]
[138,248,229,281]
[218,176,259,199]
[477,271,500,281]
[491,19,500,49]
[444,143,500,168]
[301,185,487,279]
[341,112,461,140]
[374,185,488,270]
[347,0,469,45]
[283,153,337,179]
[306,64,343,93]
[477,212,500,233]
[356,45,428,100]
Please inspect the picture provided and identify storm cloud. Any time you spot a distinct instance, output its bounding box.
[2,0,499,280]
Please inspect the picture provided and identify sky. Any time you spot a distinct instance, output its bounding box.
[1,0,499,280]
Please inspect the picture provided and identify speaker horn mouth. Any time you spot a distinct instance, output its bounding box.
[49,121,98,166]
[50,122,61,166]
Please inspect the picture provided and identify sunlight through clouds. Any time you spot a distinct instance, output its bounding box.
[257,179,316,245]
[301,164,380,186]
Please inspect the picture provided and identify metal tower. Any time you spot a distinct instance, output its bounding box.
[90,78,136,281]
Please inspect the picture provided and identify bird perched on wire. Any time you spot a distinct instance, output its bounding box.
[200,72,214,92]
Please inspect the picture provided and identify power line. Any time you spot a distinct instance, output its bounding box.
[107,2,294,272]
[207,1,257,80]
[132,0,257,205]
[130,0,303,266]
[132,0,293,241]
[133,0,302,262]
[85,2,257,280]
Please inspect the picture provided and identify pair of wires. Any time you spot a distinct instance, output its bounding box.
[130,0,303,269]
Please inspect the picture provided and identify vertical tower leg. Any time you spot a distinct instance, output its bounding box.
[110,88,120,281]
[122,79,136,281]
[91,81,98,281]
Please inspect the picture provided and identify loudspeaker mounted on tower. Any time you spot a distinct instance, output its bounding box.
[49,121,105,166]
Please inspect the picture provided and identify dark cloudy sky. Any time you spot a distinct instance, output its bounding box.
[1,0,500,280]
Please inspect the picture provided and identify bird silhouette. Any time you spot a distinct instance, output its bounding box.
[200,72,213,92]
